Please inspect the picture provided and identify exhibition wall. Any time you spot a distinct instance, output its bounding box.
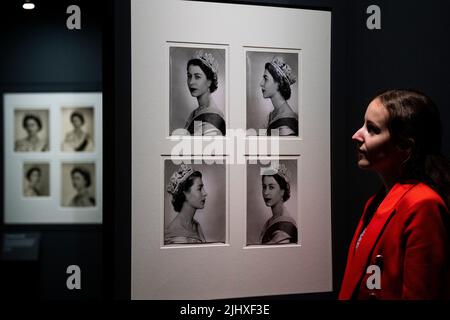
[0,0,449,300]
[0,0,104,299]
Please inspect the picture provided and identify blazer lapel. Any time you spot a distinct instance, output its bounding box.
[339,183,416,299]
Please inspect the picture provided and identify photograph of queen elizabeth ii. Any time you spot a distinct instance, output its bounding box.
[169,46,226,136]
[246,51,299,136]
[23,162,50,197]
[164,160,226,245]
[247,160,298,245]
[61,162,96,207]
[14,109,49,152]
[61,107,95,152]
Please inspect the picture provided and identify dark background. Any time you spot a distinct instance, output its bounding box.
[0,0,449,300]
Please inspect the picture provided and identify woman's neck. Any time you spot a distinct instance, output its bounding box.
[271,201,285,219]
[77,187,88,195]
[378,168,403,192]
[177,204,197,229]
[197,92,211,109]
[270,92,287,111]
[27,134,38,141]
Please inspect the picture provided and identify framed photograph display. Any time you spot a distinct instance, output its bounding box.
[132,0,331,299]
[3,92,102,224]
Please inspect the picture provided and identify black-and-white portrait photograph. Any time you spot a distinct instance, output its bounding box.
[164,159,226,245]
[246,51,299,136]
[61,107,95,152]
[169,46,226,136]
[61,162,96,207]
[14,109,49,152]
[247,160,298,245]
[23,162,50,197]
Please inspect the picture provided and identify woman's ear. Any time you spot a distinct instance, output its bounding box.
[397,137,415,162]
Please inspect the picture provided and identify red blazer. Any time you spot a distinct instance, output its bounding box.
[339,182,450,300]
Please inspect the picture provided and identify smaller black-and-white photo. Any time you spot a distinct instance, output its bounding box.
[61,162,96,207]
[169,46,226,136]
[14,109,50,152]
[23,162,50,197]
[164,159,226,245]
[246,51,299,136]
[247,159,298,245]
[61,107,95,152]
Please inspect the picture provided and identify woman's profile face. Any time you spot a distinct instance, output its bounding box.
[71,115,83,129]
[71,171,87,191]
[28,170,41,186]
[187,65,211,98]
[352,98,404,173]
[260,69,278,99]
[262,176,284,207]
[25,118,40,136]
[184,177,207,210]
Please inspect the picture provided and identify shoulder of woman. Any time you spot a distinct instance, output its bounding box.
[278,125,295,136]
[402,183,447,208]
[164,236,189,245]
[266,230,292,244]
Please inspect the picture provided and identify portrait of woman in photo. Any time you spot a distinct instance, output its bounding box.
[339,90,450,300]
[247,160,298,245]
[62,109,94,152]
[15,112,49,152]
[70,167,95,207]
[246,52,299,137]
[165,164,208,244]
[260,164,298,244]
[63,165,96,207]
[261,56,298,136]
[169,47,226,136]
[23,163,50,197]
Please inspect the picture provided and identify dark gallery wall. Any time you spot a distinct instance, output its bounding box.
[0,1,104,299]
[345,0,450,249]
[1,0,449,301]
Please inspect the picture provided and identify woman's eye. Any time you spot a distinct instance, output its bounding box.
[367,124,380,134]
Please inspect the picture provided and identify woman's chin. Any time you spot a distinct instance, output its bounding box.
[357,160,371,169]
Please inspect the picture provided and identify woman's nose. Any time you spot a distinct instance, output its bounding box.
[259,79,264,87]
[352,127,364,142]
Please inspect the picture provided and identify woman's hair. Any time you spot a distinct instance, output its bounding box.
[171,171,202,212]
[187,59,218,93]
[70,111,85,125]
[71,167,91,187]
[377,89,450,207]
[22,114,42,131]
[262,174,291,202]
[265,62,292,100]
[26,167,41,181]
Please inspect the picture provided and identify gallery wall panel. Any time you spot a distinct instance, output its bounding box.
[132,0,331,299]
[3,92,103,224]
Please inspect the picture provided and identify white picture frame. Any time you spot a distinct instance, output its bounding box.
[3,92,103,224]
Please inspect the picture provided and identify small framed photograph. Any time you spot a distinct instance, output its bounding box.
[23,162,50,197]
[246,50,299,136]
[61,162,96,208]
[163,158,226,245]
[61,107,95,152]
[14,109,50,152]
[246,159,298,245]
[169,45,226,136]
